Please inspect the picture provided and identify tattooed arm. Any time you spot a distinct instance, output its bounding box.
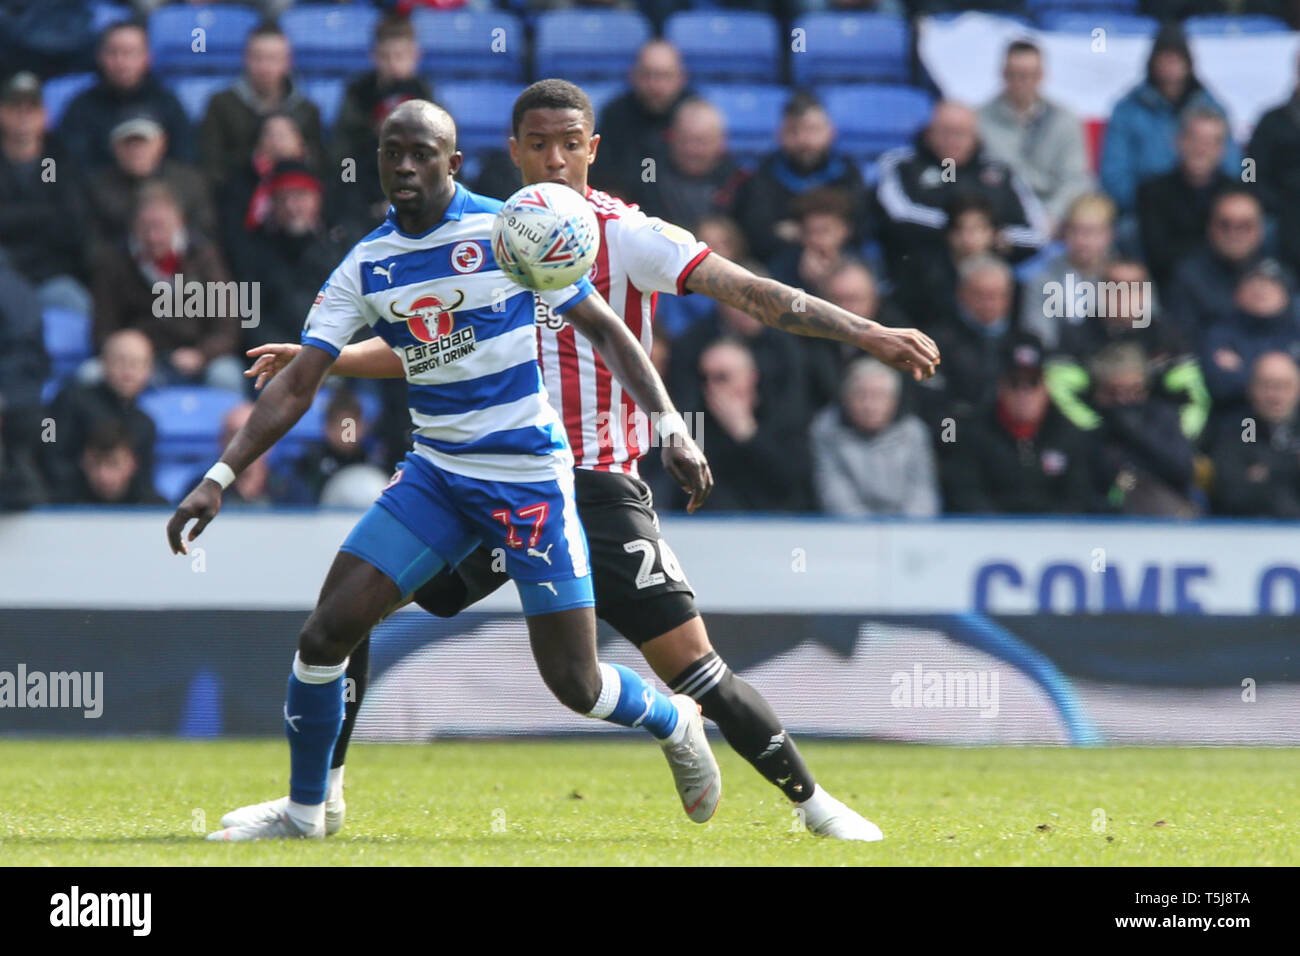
[683,253,940,381]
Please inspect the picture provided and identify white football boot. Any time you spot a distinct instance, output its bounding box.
[207,805,324,841]
[220,793,345,836]
[660,694,722,823]
[800,785,884,842]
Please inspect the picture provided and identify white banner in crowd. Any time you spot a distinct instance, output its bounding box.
[917,12,1300,141]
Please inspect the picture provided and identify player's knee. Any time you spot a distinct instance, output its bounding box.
[546,663,602,715]
[297,618,354,666]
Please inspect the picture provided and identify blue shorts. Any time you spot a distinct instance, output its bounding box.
[339,451,593,616]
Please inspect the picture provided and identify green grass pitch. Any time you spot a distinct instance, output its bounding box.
[1,740,1296,866]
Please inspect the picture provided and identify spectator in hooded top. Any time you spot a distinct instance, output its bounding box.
[1046,258,1210,445]
[1099,22,1241,213]
[85,111,217,251]
[0,72,89,314]
[91,182,241,391]
[1210,350,1300,517]
[198,19,324,191]
[628,97,743,233]
[590,39,693,200]
[1249,51,1300,276]
[1200,259,1300,407]
[730,91,869,264]
[59,18,194,173]
[333,13,432,236]
[943,332,1094,514]
[894,192,1002,336]
[1164,188,1268,343]
[875,100,1049,287]
[978,39,1093,233]
[1088,340,1198,517]
[1137,107,1234,290]
[810,357,939,517]
[1020,193,1116,350]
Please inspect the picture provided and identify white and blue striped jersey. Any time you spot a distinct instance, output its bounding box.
[300,183,594,483]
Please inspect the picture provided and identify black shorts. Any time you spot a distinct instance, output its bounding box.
[411,468,699,645]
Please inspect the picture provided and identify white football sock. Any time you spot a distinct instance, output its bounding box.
[286,799,324,833]
[796,784,835,822]
[327,766,345,805]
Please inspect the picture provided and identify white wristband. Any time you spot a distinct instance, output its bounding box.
[203,461,236,489]
[656,411,689,443]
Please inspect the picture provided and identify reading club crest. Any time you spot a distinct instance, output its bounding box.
[450,241,485,274]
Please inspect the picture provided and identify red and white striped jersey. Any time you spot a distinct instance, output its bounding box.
[534,186,710,475]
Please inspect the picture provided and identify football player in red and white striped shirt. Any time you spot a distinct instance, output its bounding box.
[246,80,939,841]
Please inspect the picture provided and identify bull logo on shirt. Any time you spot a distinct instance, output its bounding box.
[390,290,465,343]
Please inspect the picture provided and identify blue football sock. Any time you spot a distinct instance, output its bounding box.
[285,653,347,806]
[587,663,680,740]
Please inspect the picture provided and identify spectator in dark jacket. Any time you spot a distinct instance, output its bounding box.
[1089,341,1197,516]
[894,192,1001,336]
[810,358,939,516]
[62,417,164,505]
[91,182,241,390]
[198,20,324,190]
[1164,188,1267,344]
[0,72,89,309]
[0,248,49,509]
[1099,22,1240,213]
[590,39,692,200]
[1249,52,1300,276]
[1201,259,1300,406]
[85,112,216,250]
[731,91,869,264]
[232,161,349,350]
[217,112,312,261]
[768,187,859,294]
[671,338,812,512]
[875,100,1048,286]
[42,328,155,502]
[59,19,194,172]
[944,332,1094,514]
[1137,107,1234,290]
[333,14,432,236]
[629,97,742,233]
[1210,350,1300,517]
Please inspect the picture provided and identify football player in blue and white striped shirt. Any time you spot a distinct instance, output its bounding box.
[166,101,719,840]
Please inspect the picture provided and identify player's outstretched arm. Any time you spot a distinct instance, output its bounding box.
[683,253,941,382]
[245,337,402,390]
[565,293,714,513]
[166,346,334,554]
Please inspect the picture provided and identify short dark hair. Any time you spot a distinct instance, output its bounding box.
[374,13,415,45]
[246,19,285,45]
[1210,186,1263,219]
[99,17,147,50]
[512,79,594,137]
[945,193,998,232]
[326,387,362,422]
[1005,39,1041,60]
[789,187,852,224]
[782,90,825,121]
[84,418,133,456]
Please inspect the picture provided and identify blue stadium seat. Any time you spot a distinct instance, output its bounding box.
[663,11,780,83]
[584,81,624,119]
[172,75,234,123]
[148,5,260,74]
[698,84,787,161]
[299,76,346,131]
[281,5,380,76]
[1026,0,1139,14]
[791,13,911,87]
[154,461,201,504]
[1038,12,1159,35]
[139,387,245,462]
[270,384,380,466]
[43,73,96,127]
[534,10,652,81]
[434,81,520,154]
[92,2,133,32]
[42,307,92,378]
[1184,15,1290,34]
[820,84,934,162]
[412,9,525,82]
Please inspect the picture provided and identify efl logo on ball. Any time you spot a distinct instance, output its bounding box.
[491,182,600,292]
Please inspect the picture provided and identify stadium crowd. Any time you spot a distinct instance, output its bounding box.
[2,0,1300,519]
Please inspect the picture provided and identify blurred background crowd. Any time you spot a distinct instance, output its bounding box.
[2,0,1300,519]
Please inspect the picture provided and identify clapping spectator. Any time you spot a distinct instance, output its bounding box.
[198,20,324,190]
[42,328,155,502]
[59,19,193,173]
[1201,260,1300,406]
[875,100,1048,286]
[1210,351,1300,517]
[943,333,1094,514]
[1099,23,1240,213]
[1137,107,1234,289]
[1090,342,1197,516]
[91,183,241,390]
[978,39,1092,233]
[810,358,938,517]
[629,98,742,232]
[1020,193,1115,349]
[731,91,868,263]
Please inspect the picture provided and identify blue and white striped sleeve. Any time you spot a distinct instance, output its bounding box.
[301,252,371,358]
